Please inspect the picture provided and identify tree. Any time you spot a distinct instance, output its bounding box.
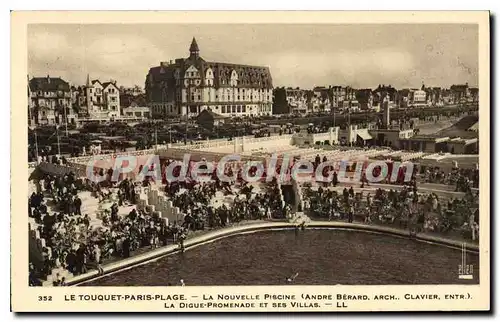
[272,87,288,114]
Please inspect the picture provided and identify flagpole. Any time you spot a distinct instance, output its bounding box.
[155,121,158,150]
[63,103,69,136]
[56,126,61,156]
[34,130,39,164]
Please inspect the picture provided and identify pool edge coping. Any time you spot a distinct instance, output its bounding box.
[64,221,479,286]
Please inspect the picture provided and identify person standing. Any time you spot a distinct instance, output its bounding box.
[74,196,82,216]
[93,244,104,275]
[348,203,354,223]
[122,237,131,258]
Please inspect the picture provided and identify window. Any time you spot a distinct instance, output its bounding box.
[237,106,241,113]
[191,95,195,101]
[198,95,201,100]
[242,105,246,113]
[238,96,240,100]
[221,106,226,113]
[232,106,236,113]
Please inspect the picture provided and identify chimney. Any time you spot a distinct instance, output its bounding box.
[47,75,50,83]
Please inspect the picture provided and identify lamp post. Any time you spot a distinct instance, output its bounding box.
[56,125,61,156]
[154,120,158,150]
[169,123,172,144]
[63,102,69,136]
[34,130,39,164]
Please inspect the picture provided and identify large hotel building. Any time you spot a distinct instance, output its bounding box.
[145,38,273,118]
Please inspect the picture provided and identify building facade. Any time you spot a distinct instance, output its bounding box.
[79,76,121,118]
[450,83,471,104]
[424,87,444,107]
[28,75,73,126]
[145,38,273,119]
[312,87,331,113]
[411,89,427,107]
[120,93,150,119]
[285,87,309,115]
[469,87,479,103]
[373,84,398,106]
[355,89,374,110]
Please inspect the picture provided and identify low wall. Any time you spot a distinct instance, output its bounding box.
[28,222,46,269]
[68,148,159,165]
[38,162,88,178]
[68,221,479,287]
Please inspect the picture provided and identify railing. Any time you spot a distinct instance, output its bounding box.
[67,148,160,165]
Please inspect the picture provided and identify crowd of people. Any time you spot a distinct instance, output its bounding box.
[164,176,286,231]
[422,166,479,191]
[29,148,480,286]
[303,181,479,240]
[28,172,189,286]
[28,162,290,286]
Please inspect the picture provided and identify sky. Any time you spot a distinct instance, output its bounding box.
[28,24,479,89]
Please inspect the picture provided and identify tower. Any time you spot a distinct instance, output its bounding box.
[85,74,92,115]
[189,37,200,59]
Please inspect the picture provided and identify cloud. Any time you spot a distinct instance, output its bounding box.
[28,31,168,87]
[27,24,478,89]
[263,48,415,88]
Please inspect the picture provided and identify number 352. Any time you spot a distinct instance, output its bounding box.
[38,296,52,301]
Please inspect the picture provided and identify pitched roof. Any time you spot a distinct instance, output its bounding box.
[197,109,226,120]
[102,82,118,90]
[120,93,146,107]
[29,77,70,92]
[450,84,468,92]
[190,37,199,52]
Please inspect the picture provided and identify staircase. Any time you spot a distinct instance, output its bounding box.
[279,178,307,213]
[79,191,102,227]
[42,267,74,287]
[280,184,295,208]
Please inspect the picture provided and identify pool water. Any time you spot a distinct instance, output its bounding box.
[84,229,480,286]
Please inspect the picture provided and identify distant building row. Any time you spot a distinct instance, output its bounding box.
[273,83,479,115]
